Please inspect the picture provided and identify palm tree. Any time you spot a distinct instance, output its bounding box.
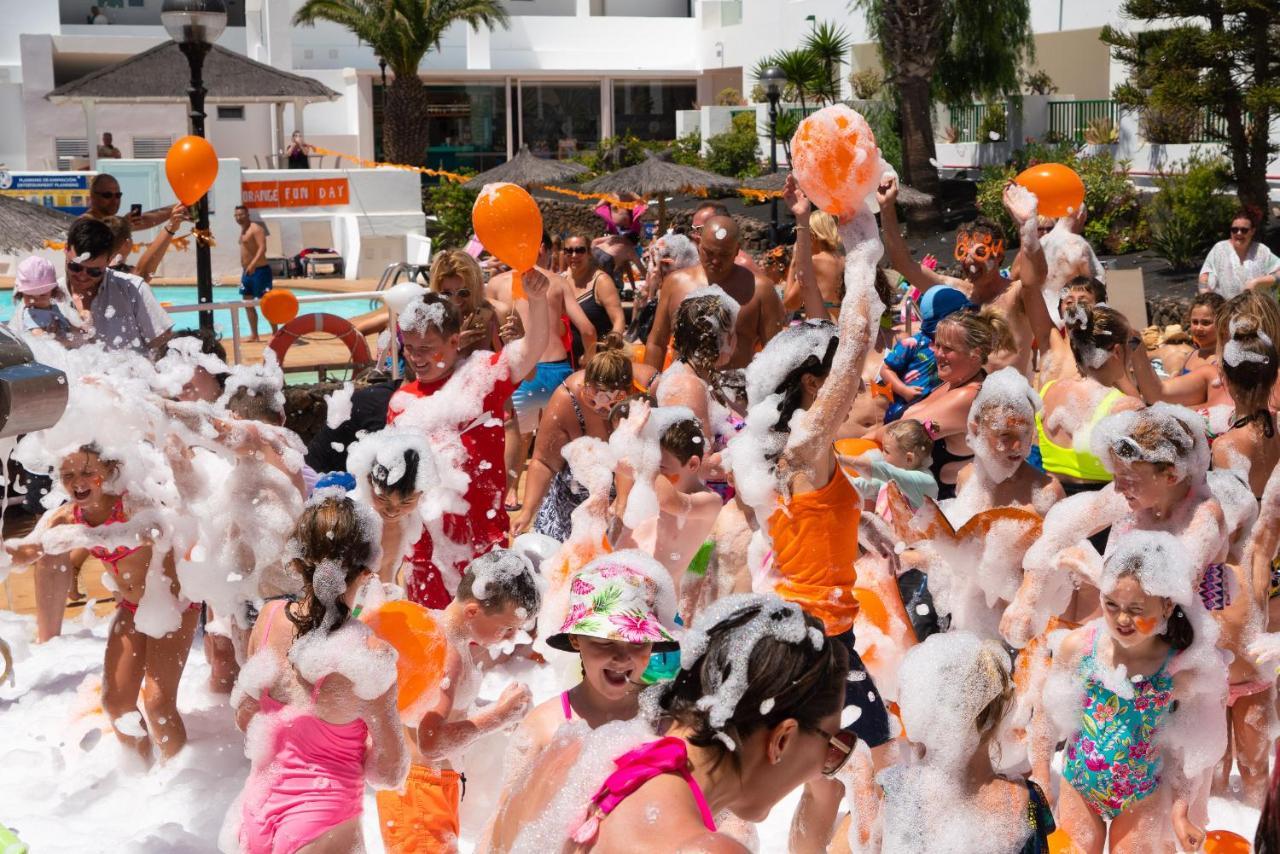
[294,0,510,167]
[804,21,851,105]
[753,49,823,114]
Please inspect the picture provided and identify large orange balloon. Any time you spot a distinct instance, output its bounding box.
[790,104,885,221]
[361,600,447,715]
[259,289,299,325]
[1203,829,1252,854]
[473,182,542,300]
[165,135,219,206]
[1014,162,1085,219]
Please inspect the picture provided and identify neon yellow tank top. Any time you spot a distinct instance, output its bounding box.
[1035,380,1126,482]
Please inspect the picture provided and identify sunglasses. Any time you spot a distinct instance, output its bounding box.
[1230,226,1252,235]
[67,260,105,278]
[94,191,123,200]
[564,246,589,256]
[815,726,859,778]
[442,287,471,301]
[953,235,1005,262]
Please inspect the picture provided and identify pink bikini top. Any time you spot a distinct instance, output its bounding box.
[570,737,717,844]
[72,497,142,574]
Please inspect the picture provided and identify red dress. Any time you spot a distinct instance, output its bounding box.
[386,352,518,607]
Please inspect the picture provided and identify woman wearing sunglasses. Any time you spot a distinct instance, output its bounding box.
[481,595,852,853]
[511,334,657,540]
[1199,208,1279,299]
[565,234,626,364]
[428,249,506,356]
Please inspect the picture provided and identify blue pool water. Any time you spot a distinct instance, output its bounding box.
[1,285,381,336]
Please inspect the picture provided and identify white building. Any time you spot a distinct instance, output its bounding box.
[0,0,1131,175]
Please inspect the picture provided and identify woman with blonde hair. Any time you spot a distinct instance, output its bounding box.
[783,209,845,319]
[429,248,506,356]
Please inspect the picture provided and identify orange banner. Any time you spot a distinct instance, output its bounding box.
[242,178,350,208]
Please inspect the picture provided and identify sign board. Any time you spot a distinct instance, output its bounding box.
[0,172,90,214]
[241,178,350,209]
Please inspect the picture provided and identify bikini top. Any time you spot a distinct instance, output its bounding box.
[561,690,574,722]
[1035,380,1125,482]
[72,497,142,573]
[570,737,716,845]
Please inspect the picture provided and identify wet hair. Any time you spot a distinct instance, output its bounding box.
[1061,274,1108,307]
[1215,290,1280,358]
[429,249,485,316]
[1065,304,1128,372]
[165,329,229,390]
[401,291,463,337]
[1108,564,1195,652]
[956,216,1007,249]
[885,418,933,464]
[973,643,1014,742]
[227,387,284,424]
[370,448,421,498]
[655,233,699,270]
[583,333,633,391]
[1114,411,1197,476]
[101,215,131,253]
[68,442,120,478]
[1221,315,1278,438]
[673,294,733,389]
[66,217,114,260]
[693,201,730,219]
[935,307,1013,365]
[660,418,706,465]
[770,321,839,435]
[287,494,377,637]
[658,598,848,771]
[809,211,841,255]
[1188,291,1225,327]
[456,549,542,616]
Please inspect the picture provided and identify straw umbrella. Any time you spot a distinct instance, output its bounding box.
[583,151,739,231]
[462,144,588,190]
[0,195,77,254]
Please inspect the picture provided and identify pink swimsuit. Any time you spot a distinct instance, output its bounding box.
[239,601,369,854]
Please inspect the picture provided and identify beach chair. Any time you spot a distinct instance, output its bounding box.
[298,220,345,279]
[264,224,290,279]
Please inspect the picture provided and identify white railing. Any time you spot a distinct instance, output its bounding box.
[164,290,402,380]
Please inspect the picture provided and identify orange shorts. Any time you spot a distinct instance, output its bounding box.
[375,764,462,854]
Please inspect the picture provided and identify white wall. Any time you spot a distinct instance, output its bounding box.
[503,0,576,15]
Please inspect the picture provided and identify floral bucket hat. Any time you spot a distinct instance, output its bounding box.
[547,561,679,653]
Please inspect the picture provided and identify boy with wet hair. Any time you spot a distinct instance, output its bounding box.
[376,548,541,853]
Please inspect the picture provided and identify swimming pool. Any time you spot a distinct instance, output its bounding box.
[1,285,382,337]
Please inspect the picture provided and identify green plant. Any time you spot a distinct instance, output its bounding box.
[1084,116,1118,145]
[1147,151,1237,269]
[1138,105,1200,145]
[805,20,852,104]
[863,101,904,176]
[849,68,884,100]
[716,87,744,107]
[749,83,767,104]
[1021,68,1057,95]
[671,130,703,167]
[705,111,761,178]
[424,177,478,250]
[976,103,1008,142]
[977,148,1149,254]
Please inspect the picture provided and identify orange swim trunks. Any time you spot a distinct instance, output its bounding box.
[375,764,462,854]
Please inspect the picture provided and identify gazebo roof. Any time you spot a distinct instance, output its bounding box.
[583,151,739,197]
[0,195,77,254]
[46,42,339,105]
[463,145,588,190]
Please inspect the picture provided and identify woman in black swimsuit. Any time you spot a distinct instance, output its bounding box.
[564,234,625,363]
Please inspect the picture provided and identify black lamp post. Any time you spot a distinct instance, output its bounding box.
[761,66,786,245]
[161,0,227,333]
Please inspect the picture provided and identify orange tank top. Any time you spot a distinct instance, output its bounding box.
[767,469,861,636]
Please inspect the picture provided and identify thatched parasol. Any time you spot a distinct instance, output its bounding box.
[0,195,77,254]
[462,144,588,191]
[584,151,739,230]
[744,168,933,207]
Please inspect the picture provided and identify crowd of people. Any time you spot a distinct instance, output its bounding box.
[4,159,1280,854]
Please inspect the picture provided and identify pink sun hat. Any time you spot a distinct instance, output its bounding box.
[546,552,679,653]
[14,257,58,295]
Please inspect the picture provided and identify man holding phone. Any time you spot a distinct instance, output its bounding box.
[82,174,174,232]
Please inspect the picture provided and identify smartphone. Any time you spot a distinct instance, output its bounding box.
[129,203,142,218]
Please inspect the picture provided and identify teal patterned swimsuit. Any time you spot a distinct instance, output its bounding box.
[1062,626,1175,819]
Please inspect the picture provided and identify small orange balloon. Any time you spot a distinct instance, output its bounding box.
[1014,162,1085,219]
[1046,827,1080,854]
[1203,829,1252,854]
[790,104,885,221]
[361,600,448,715]
[165,135,219,206]
[259,289,299,325]
[473,182,543,300]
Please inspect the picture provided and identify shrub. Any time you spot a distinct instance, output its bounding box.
[976,146,1149,254]
[716,87,744,107]
[849,68,884,100]
[1147,150,1237,270]
[424,177,478,251]
[671,130,703,167]
[1140,105,1200,145]
[1021,68,1058,96]
[977,103,1008,142]
[863,102,903,177]
[705,111,761,178]
[1084,117,1118,145]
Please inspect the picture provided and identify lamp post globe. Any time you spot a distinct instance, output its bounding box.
[160,0,228,45]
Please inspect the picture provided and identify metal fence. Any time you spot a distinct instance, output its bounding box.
[1047,99,1118,144]
[947,103,991,143]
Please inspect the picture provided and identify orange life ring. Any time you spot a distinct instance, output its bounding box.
[268,312,373,367]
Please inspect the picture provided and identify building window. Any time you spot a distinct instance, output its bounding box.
[217,105,245,120]
[613,80,697,141]
[132,136,175,159]
[520,83,600,158]
[54,137,88,171]
[375,83,509,175]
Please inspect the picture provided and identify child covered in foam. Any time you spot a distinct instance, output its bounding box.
[376,549,541,853]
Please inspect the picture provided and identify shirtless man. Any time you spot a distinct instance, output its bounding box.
[234,205,273,342]
[644,215,784,370]
[879,175,1052,378]
[488,233,599,509]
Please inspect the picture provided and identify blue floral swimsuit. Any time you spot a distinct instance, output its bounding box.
[1062,626,1175,819]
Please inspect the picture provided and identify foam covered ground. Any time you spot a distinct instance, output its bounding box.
[0,610,1260,852]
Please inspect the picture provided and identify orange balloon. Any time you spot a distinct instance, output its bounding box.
[1046,828,1080,854]
[790,104,885,221]
[1014,162,1085,219]
[361,600,447,715]
[165,135,219,206]
[473,182,543,300]
[259,289,299,325]
[1203,829,1252,854]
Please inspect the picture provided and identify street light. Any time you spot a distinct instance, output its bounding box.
[162,0,227,333]
[760,66,786,245]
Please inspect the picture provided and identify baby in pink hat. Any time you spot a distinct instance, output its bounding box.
[13,256,80,341]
